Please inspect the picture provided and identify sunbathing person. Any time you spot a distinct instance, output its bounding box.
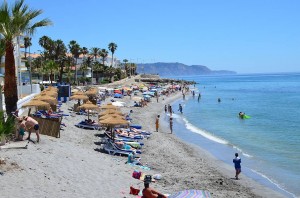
[142,176,167,198]
[114,129,135,138]
[115,141,134,150]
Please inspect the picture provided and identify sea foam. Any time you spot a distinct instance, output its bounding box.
[182,117,228,145]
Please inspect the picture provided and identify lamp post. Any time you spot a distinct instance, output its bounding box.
[28,42,32,93]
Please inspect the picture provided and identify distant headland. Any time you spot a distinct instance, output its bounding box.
[137,62,236,76]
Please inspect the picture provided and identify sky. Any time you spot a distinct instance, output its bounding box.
[5,0,300,74]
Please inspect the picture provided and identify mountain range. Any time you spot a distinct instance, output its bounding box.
[136,62,236,76]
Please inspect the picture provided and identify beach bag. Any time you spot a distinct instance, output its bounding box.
[132,170,142,179]
[129,186,140,195]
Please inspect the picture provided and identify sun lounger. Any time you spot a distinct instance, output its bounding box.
[129,124,142,129]
[75,121,100,130]
[103,140,142,156]
[104,132,144,143]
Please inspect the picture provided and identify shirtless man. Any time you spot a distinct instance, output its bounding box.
[22,116,40,143]
[142,180,167,198]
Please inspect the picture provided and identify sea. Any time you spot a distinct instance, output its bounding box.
[161,73,300,198]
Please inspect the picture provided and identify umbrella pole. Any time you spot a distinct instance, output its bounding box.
[88,111,89,120]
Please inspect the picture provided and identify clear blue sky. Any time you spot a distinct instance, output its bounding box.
[6,0,300,73]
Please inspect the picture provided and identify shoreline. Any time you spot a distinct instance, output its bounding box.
[0,76,286,197]
[127,88,285,198]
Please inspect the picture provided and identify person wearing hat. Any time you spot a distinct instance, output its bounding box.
[142,175,167,198]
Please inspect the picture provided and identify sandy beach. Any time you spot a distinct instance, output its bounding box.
[0,76,285,198]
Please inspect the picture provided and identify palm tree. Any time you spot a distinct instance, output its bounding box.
[64,56,74,83]
[93,61,103,84]
[108,42,117,67]
[99,49,108,66]
[43,60,58,85]
[81,47,88,56]
[68,40,81,84]
[53,39,67,83]
[80,56,92,77]
[0,0,52,114]
[23,37,31,59]
[90,47,100,80]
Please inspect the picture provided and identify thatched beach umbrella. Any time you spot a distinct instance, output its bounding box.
[99,116,129,140]
[73,91,85,95]
[99,109,123,116]
[85,88,98,96]
[22,98,50,109]
[99,113,124,121]
[35,95,58,105]
[78,100,99,120]
[100,103,118,110]
[42,90,58,98]
[70,94,89,100]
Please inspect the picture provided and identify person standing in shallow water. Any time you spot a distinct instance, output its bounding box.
[233,153,242,180]
[155,115,160,132]
[169,117,173,134]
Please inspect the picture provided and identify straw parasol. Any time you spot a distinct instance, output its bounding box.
[85,88,98,96]
[42,90,58,97]
[99,109,123,116]
[100,103,118,110]
[35,95,58,105]
[99,113,124,120]
[78,100,99,120]
[22,98,50,109]
[70,94,89,100]
[73,91,85,95]
[99,116,129,140]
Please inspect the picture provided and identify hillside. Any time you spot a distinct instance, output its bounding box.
[136,62,236,76]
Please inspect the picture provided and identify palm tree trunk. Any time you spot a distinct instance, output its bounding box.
[59,61,64,83]
[4,41,18,114]
[112,54,114,67]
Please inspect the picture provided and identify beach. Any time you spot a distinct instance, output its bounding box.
[0,76,285,198]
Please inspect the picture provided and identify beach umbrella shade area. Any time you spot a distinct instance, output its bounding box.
[22,99,50,109]
[99,109,123,116]
[70,94,89,101]
[35,95,58,105]
[77,101,100,120]
[168,190,212,198]
[99,113,124,120]
[99,116,129,140]
[100,103,118,110]
[85,88,98,96]
[132,96,142,102]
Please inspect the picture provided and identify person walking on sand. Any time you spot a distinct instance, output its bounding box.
[164,105,167,113]
[233,153,242,180]
[155,115,160,132]
[169,117,173,134]
[22,116,40,143]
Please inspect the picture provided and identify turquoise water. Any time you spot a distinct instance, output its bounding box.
[162,73,300,197]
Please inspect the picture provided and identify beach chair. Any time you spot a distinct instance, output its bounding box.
[75,121,100,130]
[103,140,141,156]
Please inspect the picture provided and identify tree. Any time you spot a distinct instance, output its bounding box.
[0,0,52,114]
[23,36,31,59]
[90,47,100,80]
[68,40,81,84]
[93,61,104,84]
[99,49,108,66]
[108,42,117,67]
[81,47,89,58]
[43,60,58,85]
[80,56,92,78]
